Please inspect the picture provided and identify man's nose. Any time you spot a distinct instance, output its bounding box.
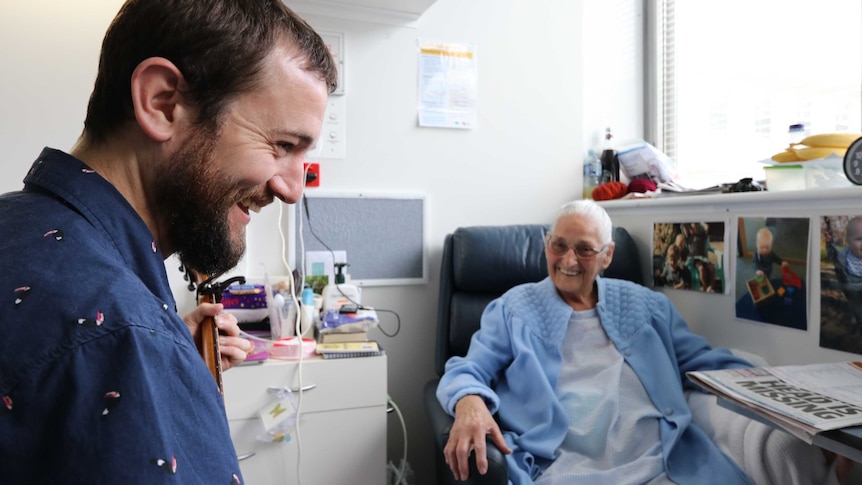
[268,158,305,204]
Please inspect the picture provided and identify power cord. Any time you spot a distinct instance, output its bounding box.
[387,394,409,485]
[268,166,315,485]
[373,308,401,338]
[288,166,311,485]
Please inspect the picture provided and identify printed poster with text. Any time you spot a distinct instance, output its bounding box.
[417,41,477,129]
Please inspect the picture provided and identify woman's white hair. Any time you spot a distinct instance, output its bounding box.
[551,199,614,245]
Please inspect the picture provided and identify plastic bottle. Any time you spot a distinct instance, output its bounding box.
[582,150,602,199]
[299,287,315,336]
[600,127,620,182]
[321,262,361,312]
[788,123,808,146]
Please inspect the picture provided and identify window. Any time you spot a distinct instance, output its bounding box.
[648,0,862,189]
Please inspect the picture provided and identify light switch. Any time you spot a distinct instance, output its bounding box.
[313,97,345,160]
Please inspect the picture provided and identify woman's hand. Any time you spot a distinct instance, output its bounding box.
[444,395,512,481]
[183,303,253,371]
[823,450,854,483]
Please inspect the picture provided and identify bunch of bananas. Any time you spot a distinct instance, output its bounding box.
[771,133,862,162]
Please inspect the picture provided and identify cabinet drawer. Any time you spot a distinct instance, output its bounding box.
[223,355,387,420]
[229,405,387,485]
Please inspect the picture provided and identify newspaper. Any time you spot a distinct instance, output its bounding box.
[687,362,862,443]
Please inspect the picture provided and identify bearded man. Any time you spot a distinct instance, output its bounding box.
[0,1,337,482]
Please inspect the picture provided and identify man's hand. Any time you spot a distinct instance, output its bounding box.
[183,303,253,371]
[443,394,512,481]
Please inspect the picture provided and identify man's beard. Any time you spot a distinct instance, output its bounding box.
[154,125,247,278]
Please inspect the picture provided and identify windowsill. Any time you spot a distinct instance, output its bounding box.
[597,186,862,211]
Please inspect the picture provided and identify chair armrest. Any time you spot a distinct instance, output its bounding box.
[424,379,509,485]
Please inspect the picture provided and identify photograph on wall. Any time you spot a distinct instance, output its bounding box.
[734,216,809,330]
[820,215,862,355]
[652,221,727,293]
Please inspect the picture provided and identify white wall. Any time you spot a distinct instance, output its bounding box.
[0,0,122,182]
[0,1,644,483]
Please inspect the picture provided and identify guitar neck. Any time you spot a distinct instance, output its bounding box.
[191,271,224,394]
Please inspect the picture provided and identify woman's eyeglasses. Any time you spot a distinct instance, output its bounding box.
[546,235,608,259]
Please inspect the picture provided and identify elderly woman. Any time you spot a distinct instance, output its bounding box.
[436,200,850,485]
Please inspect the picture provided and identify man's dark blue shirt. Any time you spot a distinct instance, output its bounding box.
[0,148,242,483]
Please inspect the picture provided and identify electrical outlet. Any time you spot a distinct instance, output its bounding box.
[304,162,320,187]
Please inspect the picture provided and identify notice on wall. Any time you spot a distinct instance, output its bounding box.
[417,40,477,129]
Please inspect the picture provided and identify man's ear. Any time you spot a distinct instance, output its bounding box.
[130,57,191,142]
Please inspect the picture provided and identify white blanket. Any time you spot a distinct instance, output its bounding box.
[687,349,840,485]
[687,390,839,485]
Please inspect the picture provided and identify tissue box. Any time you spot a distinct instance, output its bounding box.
[221,283,269,323]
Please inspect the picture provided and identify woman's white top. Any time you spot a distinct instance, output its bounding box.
[536,309,675,485]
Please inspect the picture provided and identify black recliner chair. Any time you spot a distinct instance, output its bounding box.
[424,224,643,485]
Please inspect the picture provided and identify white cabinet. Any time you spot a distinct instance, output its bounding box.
[223,355,388,485]
[287,0,437,24]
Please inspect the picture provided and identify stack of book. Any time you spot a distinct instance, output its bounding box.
[315,341,385,359]
[317,307,378,344]
[318,330,369,343]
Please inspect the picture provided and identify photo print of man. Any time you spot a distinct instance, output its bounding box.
[820,215,862,355]
[735,216,809,330]
[652,221,726,293]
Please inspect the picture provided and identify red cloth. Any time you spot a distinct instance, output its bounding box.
[627,178,657,194]
[591,181,628,201]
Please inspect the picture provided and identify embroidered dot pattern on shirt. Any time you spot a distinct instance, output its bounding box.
[102,391,121,417]
[77,310,105,328]
[27,159,43,177]
[13,286,31,306]
[151,456,177,474]
[43,229,63,241]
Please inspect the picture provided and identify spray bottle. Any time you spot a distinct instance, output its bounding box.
[321,262,361,312]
